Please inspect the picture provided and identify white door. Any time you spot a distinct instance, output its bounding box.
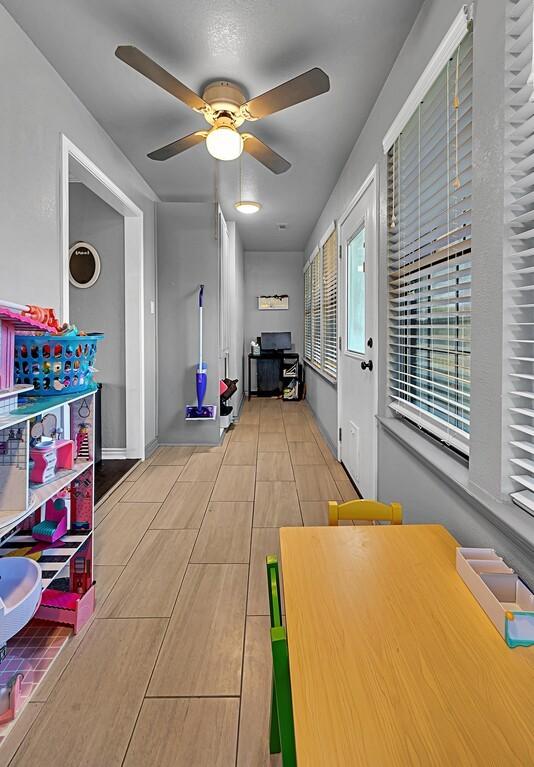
[218,209,230,377]
[338,177,378,497]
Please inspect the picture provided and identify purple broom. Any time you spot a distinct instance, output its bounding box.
[185,284,217,420]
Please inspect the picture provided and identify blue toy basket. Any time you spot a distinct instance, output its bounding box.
[14,333,103,396]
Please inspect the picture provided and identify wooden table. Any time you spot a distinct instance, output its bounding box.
[280,525,534,766]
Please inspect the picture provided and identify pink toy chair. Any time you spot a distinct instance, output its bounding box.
[32,498,68,543]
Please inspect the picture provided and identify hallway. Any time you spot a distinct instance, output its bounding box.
[3,398,357,767]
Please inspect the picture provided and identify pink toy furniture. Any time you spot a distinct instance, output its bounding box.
[32,498,68,543]
[35,585,95,635]
[36,539,94,634]
[0,673,24,725]
[71,468,93,530]
[29,439,74,485]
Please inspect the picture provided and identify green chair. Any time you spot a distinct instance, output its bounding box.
[266,556,297,767]
[266,554,282,628]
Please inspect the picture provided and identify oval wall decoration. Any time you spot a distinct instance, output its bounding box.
[69,242,101,289]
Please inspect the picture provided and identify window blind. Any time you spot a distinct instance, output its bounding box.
[304,265,312,361]
[311,250,322,367]
[387,30,472,455]
[506,0,534,514]
[322,229,338,379]
[304,225,338,379]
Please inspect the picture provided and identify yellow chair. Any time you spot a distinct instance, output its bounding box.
[328,499,403,526]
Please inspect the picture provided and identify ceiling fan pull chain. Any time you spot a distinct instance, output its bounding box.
[213,158,219,240]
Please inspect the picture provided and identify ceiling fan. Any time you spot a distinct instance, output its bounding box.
[115,45,330,174]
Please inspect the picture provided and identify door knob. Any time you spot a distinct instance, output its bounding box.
[361,359,373,371]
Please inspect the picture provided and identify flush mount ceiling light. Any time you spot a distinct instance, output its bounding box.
[115,46,331,173]
[206,117,244,161]
[234,156,261,214]
[234,200,262,215]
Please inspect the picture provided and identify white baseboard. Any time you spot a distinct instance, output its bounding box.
[101,448,128,459]
[144,438,158,459]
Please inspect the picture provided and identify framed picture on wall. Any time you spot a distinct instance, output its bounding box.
[69,242,101,289]
[258,294,289,310]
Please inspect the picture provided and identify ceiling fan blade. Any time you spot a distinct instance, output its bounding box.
[115,45,207,112]
[147,131,208,161]
[243,68,330,120]
[243,134,291,174]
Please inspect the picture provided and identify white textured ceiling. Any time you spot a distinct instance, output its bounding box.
[2,0,424,249]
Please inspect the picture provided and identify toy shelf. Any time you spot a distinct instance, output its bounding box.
[0,387,96,732]
[0,390,95,543]
[0,385,34,402]
[29,459,93,515]
[0,528,92,589]
[0,385,97,432]
[0,455,93,546]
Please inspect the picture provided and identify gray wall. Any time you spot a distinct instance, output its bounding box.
[244,251,304,393]
[157,203,220,444]
[69,182,125,450]
[228,223,246,409]
[305,372,338,451]
[378,426,534,584]
[0,6,158,452]
[303,0,534,583]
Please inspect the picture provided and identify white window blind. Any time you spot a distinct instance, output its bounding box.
[303,225,338,379]
[387,30,472,455]
[304,265,312,361]
[322,229,338,379]
[311,250,322,367]
[506,0,534,514]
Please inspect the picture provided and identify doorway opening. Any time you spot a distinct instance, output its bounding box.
[59,135,145,478]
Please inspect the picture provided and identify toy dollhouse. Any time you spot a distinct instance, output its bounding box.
[0,302,99,732]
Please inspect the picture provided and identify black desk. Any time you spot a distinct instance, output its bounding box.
[248,351,300,400]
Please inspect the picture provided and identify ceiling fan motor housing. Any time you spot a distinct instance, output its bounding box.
[202,81,247,126]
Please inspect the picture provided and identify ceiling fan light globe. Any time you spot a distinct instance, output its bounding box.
[206,126,243,161]
[234,200,262,215]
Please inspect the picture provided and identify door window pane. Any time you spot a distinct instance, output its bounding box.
[347,226,365,354]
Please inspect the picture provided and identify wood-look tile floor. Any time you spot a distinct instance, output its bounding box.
[4,399,356,767]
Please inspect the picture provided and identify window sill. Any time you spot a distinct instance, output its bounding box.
[304,359,337,387]
[378,416,534,559]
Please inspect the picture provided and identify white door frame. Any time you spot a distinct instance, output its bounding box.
[336,165,379,495]
[59,134,145,459]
